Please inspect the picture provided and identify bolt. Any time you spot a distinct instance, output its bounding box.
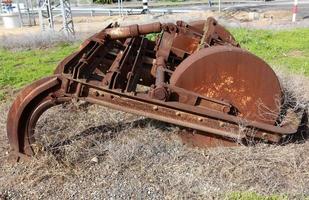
[176,112,181,116]
[153,106,158,111]
[103,80,109,85]
[198,117,203,122]
[219,121,224,127]
[222,106,230,113]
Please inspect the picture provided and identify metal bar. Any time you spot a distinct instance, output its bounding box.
[85,96,246,141]
[64,77,298,135]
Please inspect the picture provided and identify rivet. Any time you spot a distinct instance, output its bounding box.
[103,80,109,85]
[198,117,203,122]
[176,112,181,116]
[219,121,224,127]
[153,106,158,111]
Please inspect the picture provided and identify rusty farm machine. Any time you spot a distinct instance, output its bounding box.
[6,17,306,160]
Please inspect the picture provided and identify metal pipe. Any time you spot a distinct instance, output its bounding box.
[103,22,162,39]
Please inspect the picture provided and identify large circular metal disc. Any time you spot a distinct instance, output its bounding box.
[170,46,282,125]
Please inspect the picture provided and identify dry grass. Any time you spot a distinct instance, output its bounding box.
[0,70,308,199]
[0,31,89,50]
[254,69,309,143]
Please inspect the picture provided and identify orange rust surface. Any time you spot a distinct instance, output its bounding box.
[179,130,239,148]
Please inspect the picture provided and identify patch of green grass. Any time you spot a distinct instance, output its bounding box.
[226,192,288,200]
[0,91,5,101]
[230,28,309,75]
[0,43,78,90]
[146,33,161,41]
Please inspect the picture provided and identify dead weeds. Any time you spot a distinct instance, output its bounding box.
[0,71,309,199]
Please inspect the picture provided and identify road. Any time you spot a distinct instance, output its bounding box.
[169,0,309,19]
[66,0,309,19]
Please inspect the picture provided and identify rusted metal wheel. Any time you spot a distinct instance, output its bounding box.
[171,46,282,146]
[7,76,69,159]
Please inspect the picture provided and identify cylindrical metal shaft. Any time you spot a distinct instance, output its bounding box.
[104,22,162,39]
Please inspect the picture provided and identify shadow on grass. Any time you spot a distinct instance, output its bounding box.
[44,117,172,156]
[40,103,309,158]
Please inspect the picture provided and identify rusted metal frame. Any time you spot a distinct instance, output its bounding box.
[72,42,101,78]
[66,26,115,75]
[154,56,166,94]
[112,37,144,90]
[200,18,239,48]
[7,76,66,156]
[169,24,204,57]
[166,84,233,113]
[170,34,201,58]
[9,18,303,159]
[62,48,91,75]
[176,20,204,37]
[83,85,281,142]
[149,31,176,100]
[79,43,115,80]
[83,88,246,141]
[154,28,176,61]
[125,37,148,93]
[75,41,109,79]
[60,77,298,137]
[63,39,106,79]
[167,84,231,107]
[102,38,134,89]
[213,25,239,47]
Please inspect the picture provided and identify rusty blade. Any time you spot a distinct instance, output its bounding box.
[7,76,67,158]
[170,46,282,125]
